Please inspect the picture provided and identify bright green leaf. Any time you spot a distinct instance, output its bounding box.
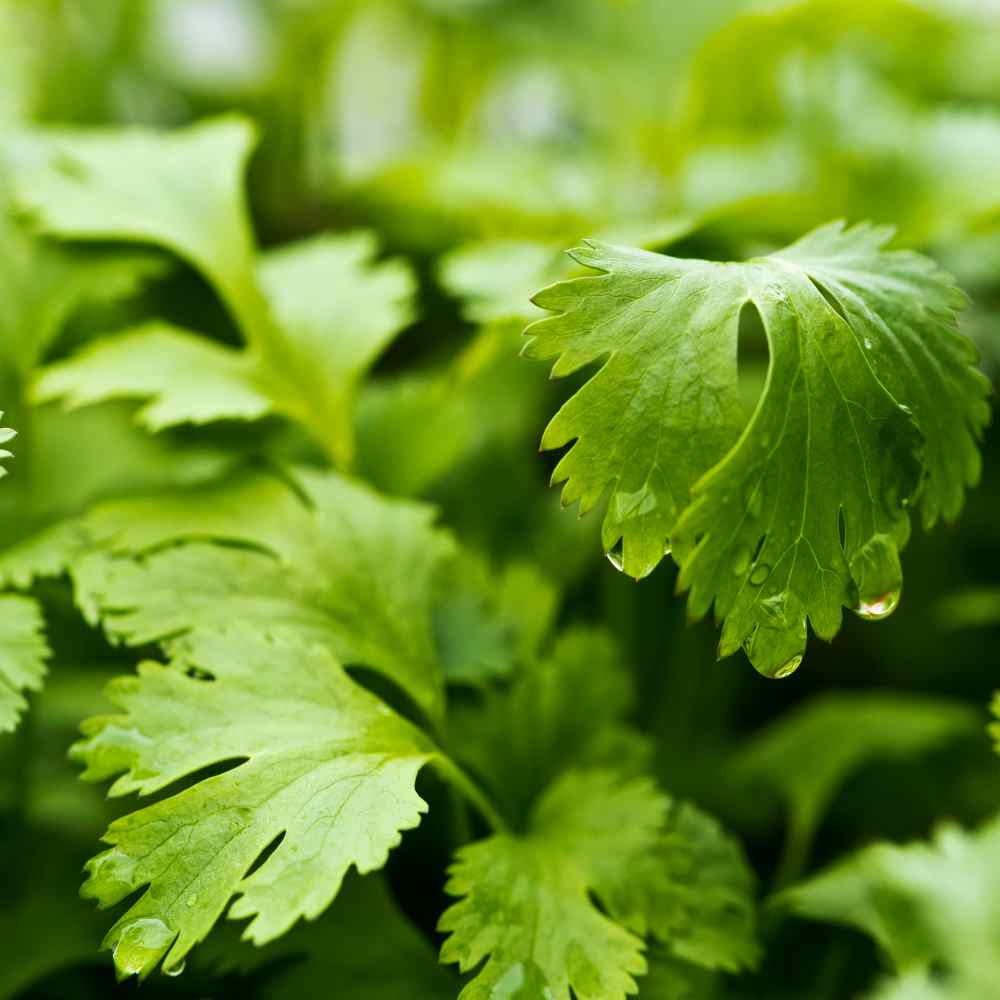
[73,467,456,722]
[17,117,268,348]
[0,416,13,478]
[34,231,415,467]
[525,222,989,676]
[73,627,436,980]
[0,593,49,733]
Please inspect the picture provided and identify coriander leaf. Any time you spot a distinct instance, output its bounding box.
[256,232,415,466]
[24,117,415,466]
[0,415,13,477]
[357,321,549,497]
[73,467,456,723]
[776,813,1000,999]
[432,556,558,687]
[525,221,989,676]
[731,692,980,883]
[450,627,651,825]
[73,628,436,980]
[440,239,570,325]
[439,224,697,326]
[0,594,49,733]
[34,232,415,467]
[17,117,268,347]
[635,801,760,974]
[0,204,163,378]
[439,770,663,1000]
[33,322,272,429]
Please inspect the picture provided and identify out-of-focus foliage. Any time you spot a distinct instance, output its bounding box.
[2,0,1000,998]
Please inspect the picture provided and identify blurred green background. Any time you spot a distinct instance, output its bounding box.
[2,0,1000,997]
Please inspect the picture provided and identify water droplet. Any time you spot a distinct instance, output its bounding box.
[732,547,752,577]
[749,563,771,586]
[185,895,198,907]
[863,337,873,350]
[662,541,671,558]
[605,540,624,573]
[854,589,900,621]
[773,655,802,678]
[86,848,136,900]
[490,960,553,999]
[164,959,186,978]
[112,918,175,979]
[611,484,658,521]
[849,534,903,622]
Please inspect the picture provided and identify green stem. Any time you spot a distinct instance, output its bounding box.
[433,755,509,835]
[773,808,815,890]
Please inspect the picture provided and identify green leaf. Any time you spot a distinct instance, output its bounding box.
[22,114,415,466]
[439,769,758,998]
[73,467,456,723]
[525,221,989,676]
[439,771,662,1000]
[732,692,981,882]
[0,593,49,733]
[256,232,415,465]
[450,626,651,825]
[440,239,571,325]
[0,416,13,478]
[72,627,436,980]
[636,802,760,974]
[776,813,1000,999]
[432,557,559,687]
[358,320,549,496]
[17,116,267,348]
[0,143,165,377]
[33,322,272,429]
[34,231,415,467]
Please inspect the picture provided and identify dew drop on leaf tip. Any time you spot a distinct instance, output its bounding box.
[853,588,901,621]
[164,959,186,977]
[772,654,802,678]
[605,540,625,573]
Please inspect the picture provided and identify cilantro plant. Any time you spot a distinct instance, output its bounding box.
[2,3,1000,1000]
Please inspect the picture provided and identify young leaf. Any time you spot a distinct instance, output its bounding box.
[35,232,415,466]
[0,594,49,733]
[73,628,436,980]
[439,771,662,1000]
[17,117,267,347]
[525,221,989,675]
[73,468,455,723]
